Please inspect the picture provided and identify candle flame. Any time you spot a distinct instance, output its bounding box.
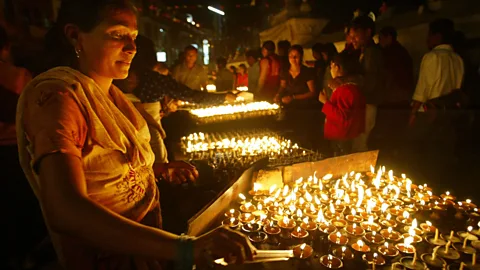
[351,209,356,216]
[317,209,325,223]
[342,246,346,252]
[426,221,432,226]
[357,240,364,247]
[260,214,267,221]
[239,193,246,200]
[245,213,251,218]
[258,204,263,211]
[253,182,262,192]
[303,217,309,224]
[313,171,318,184]
[336,231,341,238]
[353,223,357,229]
[368,216,374,224]
[230,217,235,223]
[466,199,472,204]
[388,227,393,233]
[297,226,301,233]
[269,184,277,194]
[305,191,313,202]
[328,254,333,261]
[374,252,378,259]
[412,219,418,229]
[229,209,235,214]
[297,209,303,218]
[446,191,450,196]
[323,174,333,180]
[386,213,391,220]
[402,211,409,219]
[300,243,306,250]
[468,226,473,232]
[370,165,375,174]
[372,231,377,236]
[245,202,252,208]
[384,242,389,248]
[282,186,289,197]
[355,173,361,181]
[404,237,413,247]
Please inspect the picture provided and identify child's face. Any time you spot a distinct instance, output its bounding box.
[330,62,340,79]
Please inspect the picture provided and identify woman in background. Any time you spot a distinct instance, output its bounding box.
[235,64,248,89]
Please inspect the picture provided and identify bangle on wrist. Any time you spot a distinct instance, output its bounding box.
[176,234,195,270]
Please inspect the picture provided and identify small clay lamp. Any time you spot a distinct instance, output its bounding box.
[362,252,386,268]
[224,208,240,219]
[328,231,349,246]
[388,206,404,216]
[473,221,480,238]
[345,223,365,237]
[300,217,318,236]
[437,241,461,262]
[241,222,261,234]
[440,191,456,201]
[421,247,447,270]
[332,246,354,261]
[248,231,268,246]
[420,220,436,234]
[378,242,399,260]
[395,237,416,255]
[304,204,318,218]
[319,221,338,236]
[346,208,363,223]
[253,195,266,203]
[291,226,309,244]
[331,217,347,229]
[458,226,479,242]
[239,213,255,223]
[263,221,281,244]
[352,239,371,254]
[278,216,296,231]
[426,226,447,246]
[364,231,385,246]
[360,216,381,232]
[381,227,402,242]
[396,210,413,226]
[319,254,343,269]
[379,213,397,228]
[249,183,264,196]
[472,240,480,251]
[293,243,313,259]
[222,217,240,229]
[240,202,257,213]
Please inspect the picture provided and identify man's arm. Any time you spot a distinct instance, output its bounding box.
[409,53,437,125]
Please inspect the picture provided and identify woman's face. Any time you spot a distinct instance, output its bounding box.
[76,9,138,80]
[288,49,302,66]
[330,61,340,79]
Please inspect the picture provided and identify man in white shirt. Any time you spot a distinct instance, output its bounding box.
[409,19,464,124]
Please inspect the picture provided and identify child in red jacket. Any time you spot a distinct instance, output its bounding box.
[319,52,366,156]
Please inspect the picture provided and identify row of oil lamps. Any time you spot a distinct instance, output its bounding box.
[189,101,280,124]
[219,167,480,269]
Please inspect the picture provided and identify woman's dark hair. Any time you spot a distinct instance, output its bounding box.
[321,43,338,63]
[131,34,157,74]
[43,0,137,71]
[288,44,304,61]
[331,51,361,76]
[239,64,247,72]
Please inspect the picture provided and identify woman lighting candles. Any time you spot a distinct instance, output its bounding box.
[16,0,255,269]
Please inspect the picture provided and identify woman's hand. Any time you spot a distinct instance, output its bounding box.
[273,95,281,104]
[154,161,199,184]
[281,95,293,104]
[194,226,256,266]
[319,91,327,104]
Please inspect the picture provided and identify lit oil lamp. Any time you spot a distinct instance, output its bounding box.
[426,223,447,246]
[346,208,364,223]
[332,246,354,261]
[352,239,371,254]
[239,212,255,223]
[345,223,365,237]
[263,220,281,245]
[293,243,313,259]
[396,210,413,226]
[222,217,240,229]
[440,191,456,201]
[241,221,261,234]
[364,231,385,246]
[362,252,386,269]
[378,242,399,261]
[420,220,436,234]
[252,203,267,217]
[395,237,416,255]
[240,201,257,213]
[291,226,309,244]
[458,226,479,242]
[319,254,343,269]
[379,213,398,228]
[300,217,318,236]
[328,231,349,246]
[224,208,240,218]
[360,216,381,232]
[331,217,347,229]
[388,205,404,216]
[400,250,427,270]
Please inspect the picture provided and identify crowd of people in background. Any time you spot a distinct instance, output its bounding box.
[0,0,479,268]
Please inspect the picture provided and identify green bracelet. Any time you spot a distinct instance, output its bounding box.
[176,234,195,270]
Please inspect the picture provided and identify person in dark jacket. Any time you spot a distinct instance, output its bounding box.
[348,16,386,152]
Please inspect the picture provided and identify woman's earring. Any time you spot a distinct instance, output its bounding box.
[75,49,81,58]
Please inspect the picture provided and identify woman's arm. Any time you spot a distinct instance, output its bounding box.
[291,80,316,100]
[38,153,181,260]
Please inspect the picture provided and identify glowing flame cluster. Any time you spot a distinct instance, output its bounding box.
[190,101,279,118]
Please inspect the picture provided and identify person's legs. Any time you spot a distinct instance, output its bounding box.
[353,104,377,152]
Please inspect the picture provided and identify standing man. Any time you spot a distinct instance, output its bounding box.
[258,40,281,102]
[277,40,291,72]
[246,49,260,94]
[349,16,386,152]
[172,45,208,91]
[408,18,464,191]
